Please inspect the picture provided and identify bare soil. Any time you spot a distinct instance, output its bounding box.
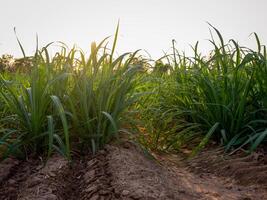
[0,141,266,200]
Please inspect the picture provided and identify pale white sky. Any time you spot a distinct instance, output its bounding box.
[1,0,266,58]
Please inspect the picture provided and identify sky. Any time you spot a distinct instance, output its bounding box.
[1,0,267,59]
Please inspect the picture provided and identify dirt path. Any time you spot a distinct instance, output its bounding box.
[155,152,266,200]
[0,141,266,200]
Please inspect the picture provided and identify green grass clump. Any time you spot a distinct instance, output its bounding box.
[0,24,266,162]
[138,26,267,154]
[0,25,140,160]
[66,39,140,153]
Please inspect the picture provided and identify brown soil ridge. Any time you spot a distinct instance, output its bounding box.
[0,158,39,200]
[0,141,267,200]
[106,141,199,199]
[81,150,116,199]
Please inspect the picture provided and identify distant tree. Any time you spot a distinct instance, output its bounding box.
[0,54,33,73]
